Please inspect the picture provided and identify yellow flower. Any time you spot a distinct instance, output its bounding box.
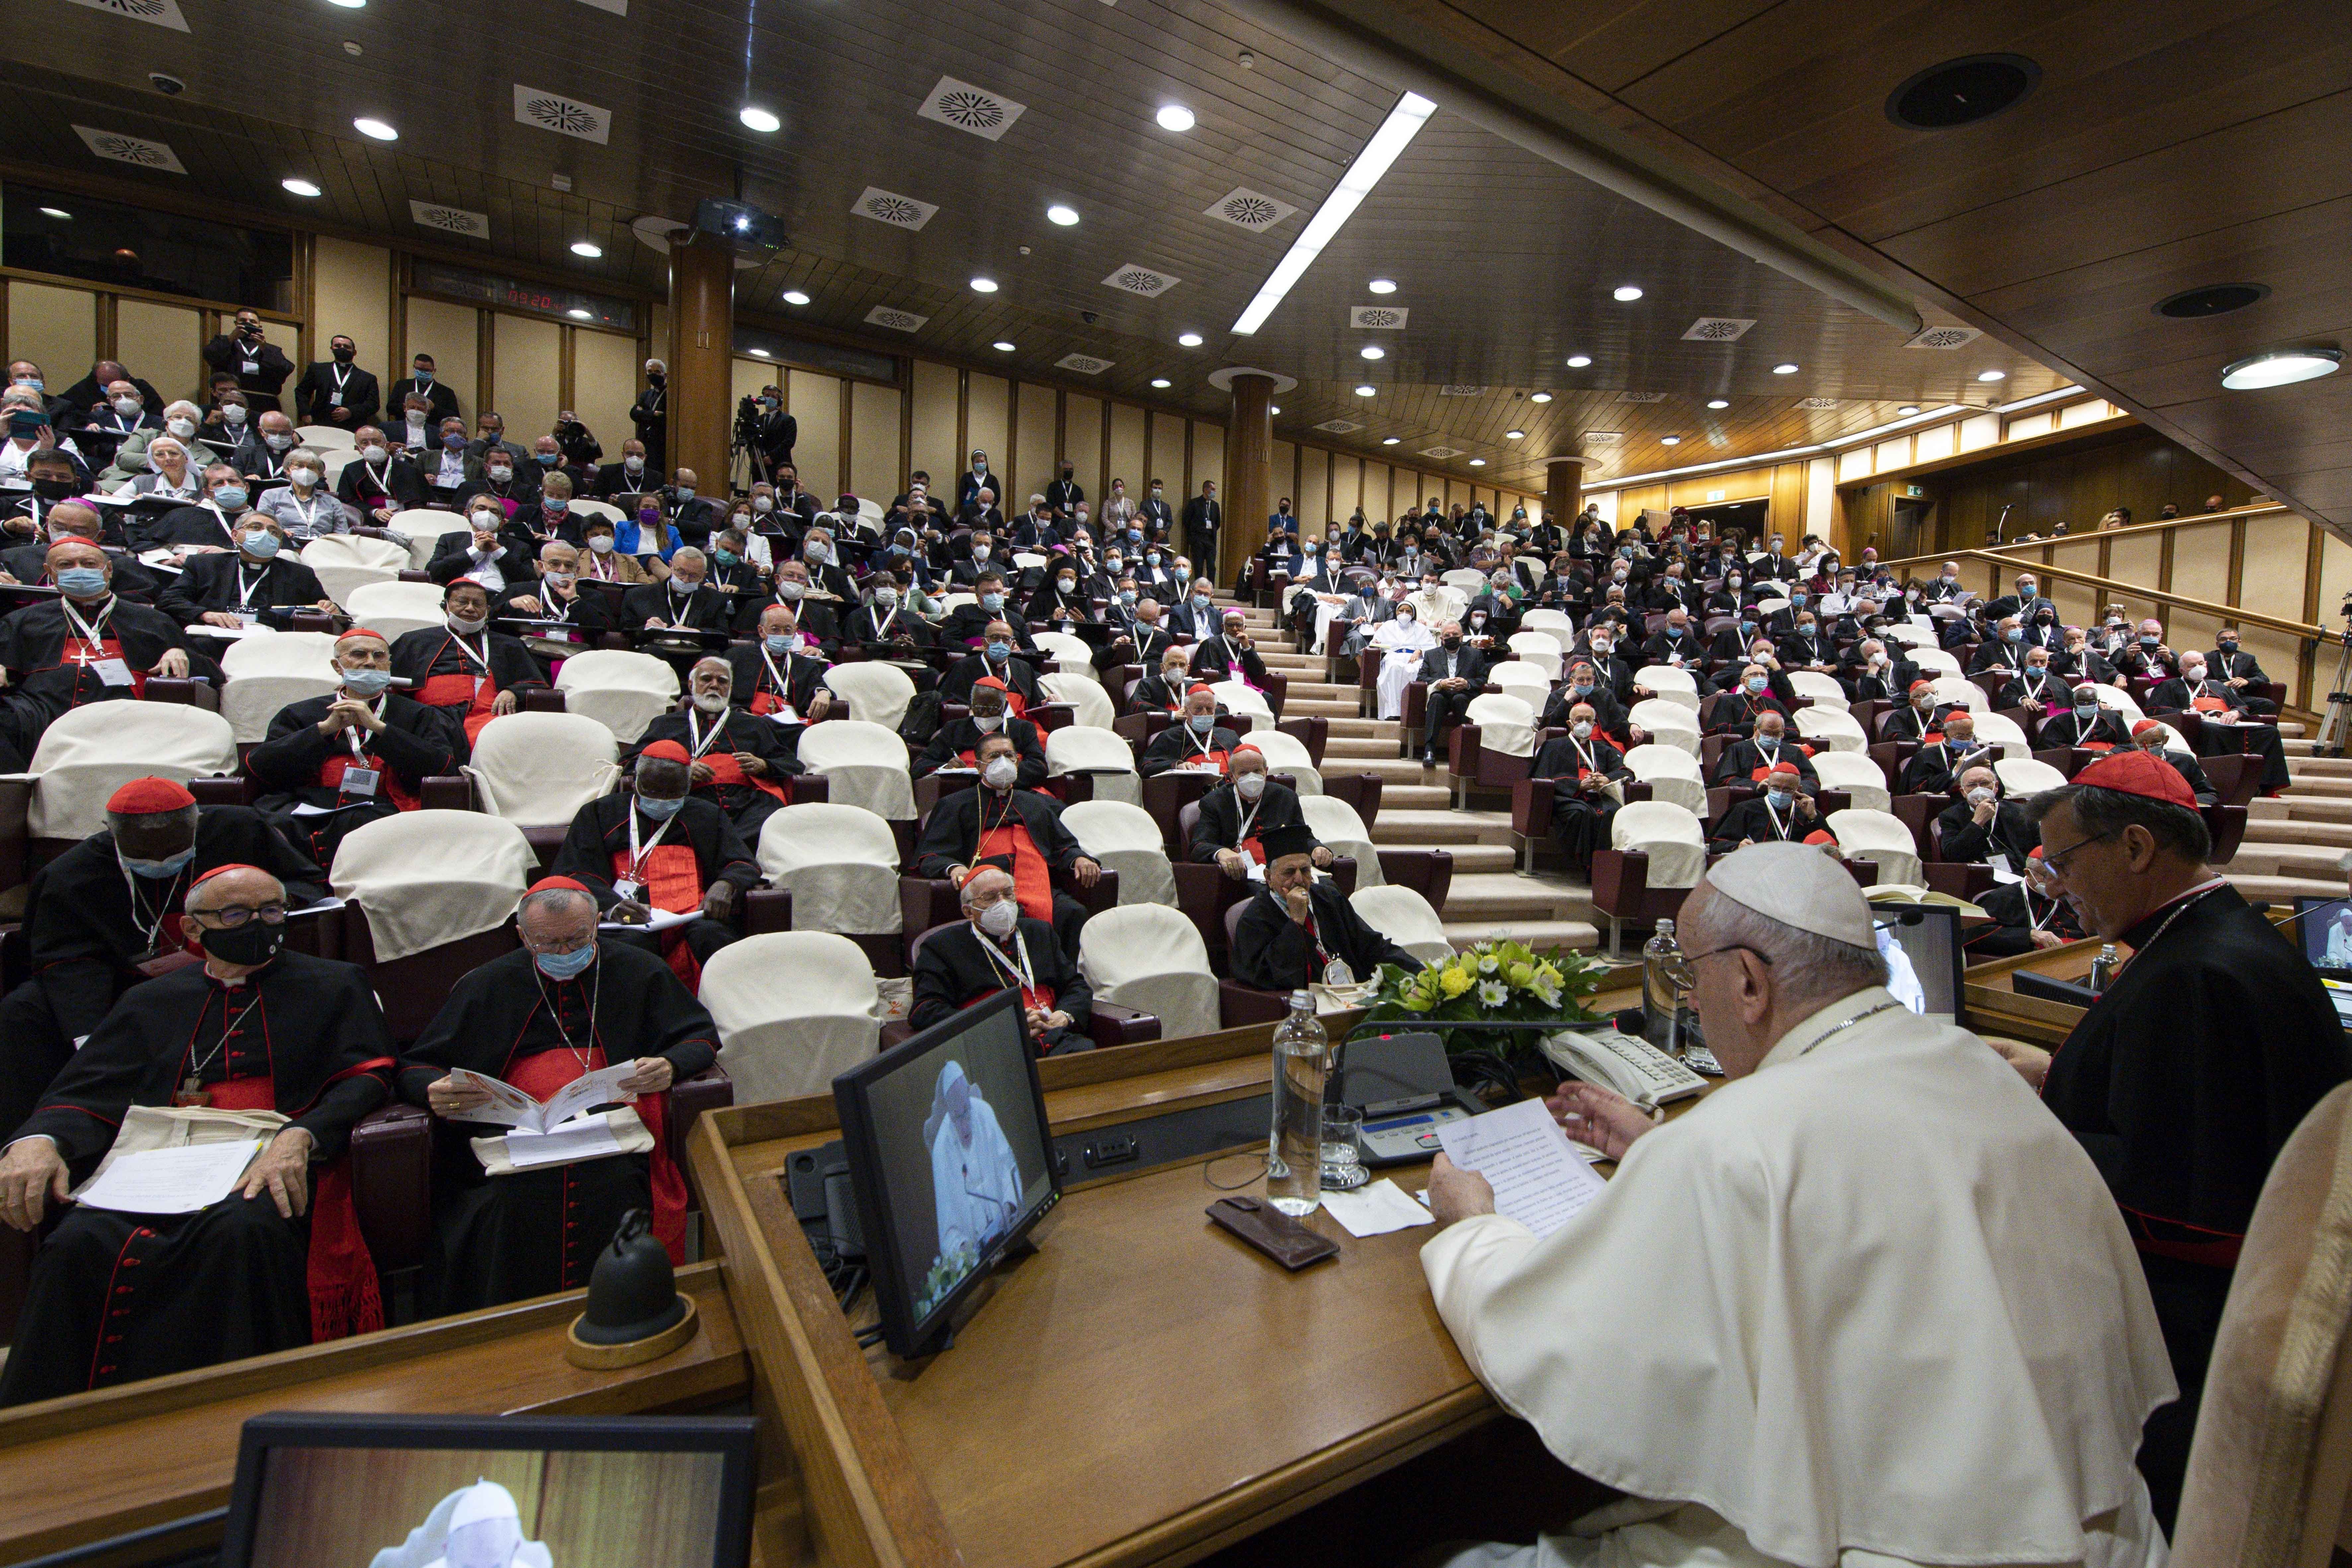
[1440,966,1473,997]
[1506,962,1534,989]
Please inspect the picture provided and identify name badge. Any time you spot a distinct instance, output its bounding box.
[340,767,380,798]
[1323,959,1356,987]
[233,609,258,626]
[90,657,135,687]
[612,878,641,901]
[328,391,343,408]
[241,360,260,376]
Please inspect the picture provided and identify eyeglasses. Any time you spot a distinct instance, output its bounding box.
[1682,942,1771,969]
[197,903,287,928]
[2037,830,2117,878]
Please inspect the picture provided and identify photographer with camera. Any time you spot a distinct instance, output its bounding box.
[738,383,796,485]
[201,309,295,415]
[553,410,601,474]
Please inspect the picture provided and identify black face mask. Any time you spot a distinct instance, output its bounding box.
[197,920,283,967]
[332,345,356,362]
[1442,636,1462,649]
[32,477,76,500]
[647,373,666,386]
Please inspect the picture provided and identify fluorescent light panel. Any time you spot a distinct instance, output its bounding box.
[1231,91,1435,336]
[1593,404,1972,487]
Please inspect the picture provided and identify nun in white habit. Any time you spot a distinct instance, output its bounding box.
[1371,601,1438,721]
[1422,843,2176,1568]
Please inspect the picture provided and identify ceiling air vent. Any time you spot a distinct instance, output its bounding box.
[1313,418,1363,434]
[408,200,489,237]
[1617,391,1669,403]
[1055,353,1113,375]
[864,306,929,333]
[73,124,184,172]
[1681,316,1755,341]
[1203,187,1298,232]
[1351,306,1408,329]
[918,77,1026,141]
[852,187,937,231]
[513,86,611,144]
[1419,445,1462,459]
[1582,430,1625,444]
[1102,265,1178,297]
[1798,397,1841,409]
[62,0,189,31]
[1437,385,1488,397]
[1904,324,1982,350]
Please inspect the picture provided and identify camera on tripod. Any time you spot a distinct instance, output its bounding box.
[732,395,760,451]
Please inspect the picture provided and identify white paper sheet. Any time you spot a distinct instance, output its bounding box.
[74,1138,264,1214]
[1434,1096,1605,1239]
[1320,1176,1437,1237]
[599,906,698,933]
[445,1062,637,1133]
[500,1115,624,1168]
[536,1062,640,1131]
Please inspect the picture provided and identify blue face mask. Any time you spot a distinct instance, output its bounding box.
[2004,627,2021,642]
[980,592,1003,612]
[1666,624,1682,637]
[536,452,559,466]
[535,943,596,979]
[55,566,109,597]
[544,497,569,515]
[764,633,798,655]
[637,794,685,821]
[341,667,393,697]
[442,433,465,450]
[1571,682,1592,697]
[714,549,738,567]
[985,640,1012,663]
[413,368,434,384]
[120,846,197,879]
[212,486,249,512]
[239,529,279,559]
[1766,790,1792,810]
[1745,676,1766,693]
[1790,594,1807,607]
[1188,713,1215,734]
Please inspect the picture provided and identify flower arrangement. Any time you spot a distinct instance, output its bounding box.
[1368,941,1606,1031]
[915,1243,979,1319]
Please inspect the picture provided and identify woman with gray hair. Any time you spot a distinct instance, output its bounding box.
[253,446,359,537]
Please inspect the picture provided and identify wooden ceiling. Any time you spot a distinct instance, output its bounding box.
[4,0,2082,493]
[1273,0,2352,526]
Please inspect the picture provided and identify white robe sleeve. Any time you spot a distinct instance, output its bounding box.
[1419,1212,1541,1391]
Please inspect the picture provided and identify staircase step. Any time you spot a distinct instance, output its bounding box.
[1325,717,1392,740]
[1381,784,1455,810]
[2282,778,2352,798]
[1388,841,1517,874]
[2222,871,2343,903]
[2288,756,2352,777]
[2274,797,2352,824]
[1442,918,1601,953]
[1440,871,1597,925]
[2221,844,2350,878]
[1370,808,1515,846]
[1325,735,1400,759]
[2237,819,2352,849]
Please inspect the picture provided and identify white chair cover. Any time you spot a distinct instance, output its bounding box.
[1489,661,1554,711]
[1039,671,1115,732]
[1910,646,1963,677]
[1210,679,1274,733]
[1464,692,1537,759]
[1794,706,1868,754]
[1349,884,1454,967]
[1973,710,2032,753]
[1932,675,1986,712]
[221,671,342,744]
[297,533,409,610]
[20,702,238,841]
[795,720,915,820]
[553,650,680,744]
[568,498,625,527]
[1812,750,1892,814]
[294,424,356,451]
[1630,699,1702,756]
[1611,800,1706,890]
[318,449,359,486]
[1636,665,1702,712]
[937,591,976,616]
[386,508,471,570]
[1517,609,1577,656]
[329,810,537,962]
[1078,904,1220,1040]
[2092,684,2147,723]
[461,711,620,824]
[1442,568,1489,596]
[1242,728,1321,794]
[1994,756,2069,797]
[1506,633,1562,681]
[821,661,916,733]
[344,579,453,640]
[1785,670,1849,711]
[699,933,882,1104]
[756,803,903,933]
[1299,793,1382,886]
[1753,595,1791,618]
[1624,743,1707,816]
[1045,725,1142,806]
[219,630,341,677]
[1883,622,1936,648]
[1012,551,1048,571]
[1828,808,1924,887]
[1031,631,1098,683]
[1061,799,1177,907]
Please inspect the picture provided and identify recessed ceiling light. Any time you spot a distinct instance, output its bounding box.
[325,0,365,8]
[1156,104,1196,132]
[739,107,781,133]
[1232,91,1436,335]
[1469,458,1486,467]
[1354,384,1377,397]
[569,240,602,258]
[1046,204,1080,227]
[1976,369,2006,382]
[1706,398,1730,409]
[352,117,399,141]
[969,276,999,293]
[1270,405,1281,414]
[1382,436,1401,445]
[749,347,771,357]
[1151,378,1172,388]
[567,308,591,320]
[1177,332,1204,348]
[1613,285,1643,302]
[1367,278,1397,295]
[1359,345,1384,360]
[1898,404,1920,415]
[1505,429,1524,439]
[1566,354,1592,368]
[1529,392,1552,404]
[38,206,71,218]
[279,180,321,199]
[2221,347,2343,391]
[1772,362,1799,375]
[781,290,810,306]
[1660,435,1681,446]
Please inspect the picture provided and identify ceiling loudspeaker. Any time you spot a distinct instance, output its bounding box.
[2155,283,2271,319]
[1886,54,2041,130]
[693,199,787,251]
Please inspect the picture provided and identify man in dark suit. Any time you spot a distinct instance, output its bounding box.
[1639,608,1702,670]
[1180,480,1221,577]
[942,624,1045,710]
[1139,479,1176,541]
[293,335,380,433]
[200,309,295,413]
[1188,609,1273,687]
[747,386,795,482]
[1096,586,1173,673]
[1707,761,1827,854]
[2205,627,2279,715]
[1142,685,1244,775]
[630,359,668,475]
[385,352,461,430]
[623,547,732,633]
[2129,720,2220,806]
[335,426,429,525]
[913,732,1103,959]
[156,516,338,628]
[909,866,1094,1054]
[1415,620,1493,766]
[1531,703,1632,876]
[728,603,836,725]
[426,505,539,589]
[917,678,1047,788]
[845,574,934,653]
[2147,652,2290,793]
[1934,764,2041,868]
[2035,686,2135,753]
[1896,714,1995,795]
[1230,824,1421,991]
[1166,583,1224,641]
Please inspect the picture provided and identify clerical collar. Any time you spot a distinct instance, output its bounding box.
[1758,986,1905,1073]
[2119,877,2229,951]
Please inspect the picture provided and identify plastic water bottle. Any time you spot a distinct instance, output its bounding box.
[2088,942,2118,999]
[1267,991,1330,1217]
[1642,919,1692,1056]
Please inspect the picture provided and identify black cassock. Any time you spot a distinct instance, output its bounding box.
[910,917,1093,1053]
[398,941,719,1314]
[0,806,324,1136]
[387,624,546,753]
[1187,780,1315,865]
[1532,734,1631,875]
[1232,881,1420,992]
[1962,881,2083,958]
[0,952,392,1406]
[155,552,330,627]
[914,715,1047,789]
[1710,736,1818,788]
[0,596,221,756]
[623,707,801,840]
[2042,884,2350,1527]
[548,795,759,984]
[245,692,464,865]
[913,786,1090,959]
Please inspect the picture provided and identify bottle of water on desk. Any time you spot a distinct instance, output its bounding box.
[2088,943,2118,1000]
[1642,919,1692,1056]
[1267,990,1330,1217]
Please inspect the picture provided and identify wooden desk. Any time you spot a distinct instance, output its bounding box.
[1962,940,2102,1047]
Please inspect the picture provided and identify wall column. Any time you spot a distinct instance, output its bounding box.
[1221,372,1274,589]
[668,236,734,491]
[1545,456,1586,526]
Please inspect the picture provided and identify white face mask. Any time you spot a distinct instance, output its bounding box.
[975,898,1019,938]
[166,417,196,439]
[288,467,320,487]
[221,406,247,426]
[446,611,487,634]
[1570,721,1593,741]
[359,443,388,462]
[1235,771,1266,801]
[983,754,1019,790]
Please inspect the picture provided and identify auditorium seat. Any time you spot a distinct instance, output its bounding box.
[459,712,620,847]
[1349,883,1454,967]
[384,508,470,570]
[754,803,904,977]
[298,532,410,609]
[1209,678,1276,731]
[1244,727,1322,794]
[1446,694,1542,809]
[18,700,238,848]
[1590,801,1707,955]
[1784,670,1848,711]
[1488,660,1553,711]
[344,579,453,638]
[1299,793,1384,887]
[1624,743,1707,816]
[1994,756,2068,797]
[1504,633,1562,681]
[1794,706,1868,754]
[1635,665,1701,713]
[1828,808,1924,887]
[795,719,916,821]
[699,933,883,1103]
[1044,725,1141,805]
[1039,671,1115,731]
[886,923,1160,1051]
[1813,750,1893,814]
[1516,608,1576,656]
[1061,799,1178,907]
[1630,699,1701,756]
[329,809,538,1036]
[552,649,679,743]
[821,661,916,732]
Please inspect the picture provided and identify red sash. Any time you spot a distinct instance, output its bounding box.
[49,634,147,700]
[1747,742,1813,783]
[2192,694,2229,714]
[205,1061,390,1342]
[691,719,790,804]
[506,1043,685,1266]
[319,749,420,812]
[614,843,706,990]
[415,635,499,743]
[974,821,1053,924]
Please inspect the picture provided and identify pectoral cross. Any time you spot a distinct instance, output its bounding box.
[173,1075,210,1107]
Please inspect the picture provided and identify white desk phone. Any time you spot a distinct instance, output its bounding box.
[1540,1027,1709,1110]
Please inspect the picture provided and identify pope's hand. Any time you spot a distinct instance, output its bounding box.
[1984,1035,2053,1088]
[1548,1081,1652,1161]
[1426,1152,1496,1226]
[492,689,519,714]
[2029,929,2066,950]
[0,1138,70,1232]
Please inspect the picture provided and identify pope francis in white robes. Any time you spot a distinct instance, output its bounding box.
[928,1060,1025,1264]
[1422,844,2177,1568]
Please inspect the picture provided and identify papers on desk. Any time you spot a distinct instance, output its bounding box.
[500,1114,626,1169]
[599,906,699,934]
[443,1061,638,1134]
[73,1138,263,1214]
[1434,1096,1604,1239]
[1319,1177,1435,1238]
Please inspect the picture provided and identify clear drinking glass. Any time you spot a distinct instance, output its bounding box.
[1320,1104,1368,1191]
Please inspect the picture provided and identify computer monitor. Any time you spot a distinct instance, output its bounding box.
[2295,897,2352,974]
[218,1413,755,1568]
[833,988,1060,1358]
[1871,901,1966,1027]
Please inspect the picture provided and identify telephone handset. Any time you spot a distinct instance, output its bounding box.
[1540,1028,1708,1110]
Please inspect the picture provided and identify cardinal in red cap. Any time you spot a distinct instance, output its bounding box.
[912,674,1047,790]
[623,654,799,840]
[2122,720,2220,807]
[2006,747,2351,1528]
[1140,682,1244,777]
[384,576,547,745]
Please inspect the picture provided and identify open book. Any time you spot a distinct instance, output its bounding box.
[442,1063,638,1134]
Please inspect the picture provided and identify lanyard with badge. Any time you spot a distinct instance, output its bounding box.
[444,629,491,695]
[976,927,1043,1008]
[686,707,731,759]
[1279,888,1354,987]
[614,804,679,902]
[61,595,134,688]
[120,857,191,960]
[335,695,388,800]
[328,362,353,407]
[758,645,800,724]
